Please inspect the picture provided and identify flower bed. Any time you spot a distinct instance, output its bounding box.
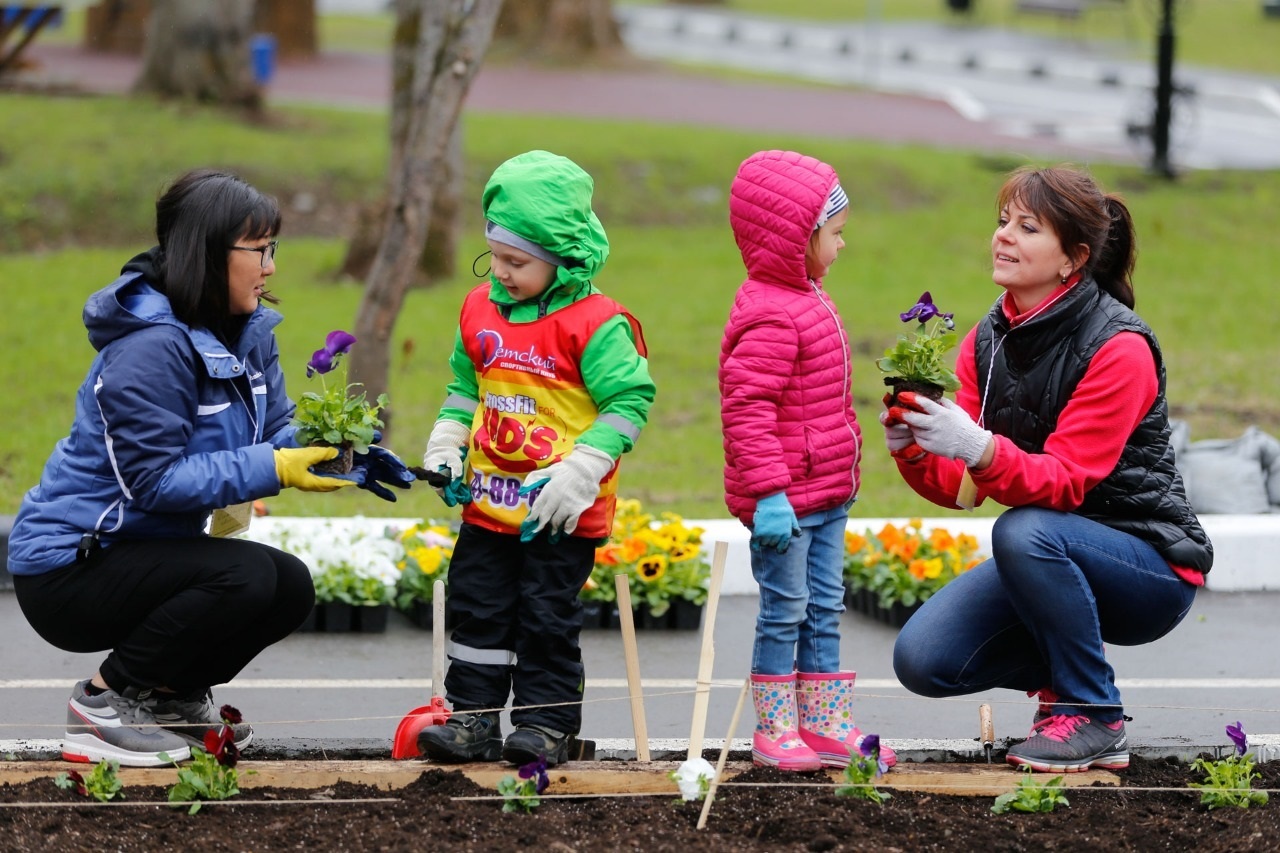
[239,499,711,633]
[583,499,710,631]
[843,518,985,626]
[239,517,399,633]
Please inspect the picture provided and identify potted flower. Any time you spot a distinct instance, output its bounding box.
[292,330,387,474]
[590,499,709,630]
[842,518,984,627]
[875,291,960,406]
[389,521,455,629]
[239,518,399,632]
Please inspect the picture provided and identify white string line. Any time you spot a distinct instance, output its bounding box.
[10,676,1280,686]
[2,785,1272,811]
[0,798,399,810]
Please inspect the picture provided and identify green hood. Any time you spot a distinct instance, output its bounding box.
[482,150,609,299]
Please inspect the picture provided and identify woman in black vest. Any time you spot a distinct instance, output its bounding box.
[882,165,1211,773]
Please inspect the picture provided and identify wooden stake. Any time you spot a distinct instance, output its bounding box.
[614,573,650,762]
[432,580,446,693]
[979,702,995,763]
[688,540,727,760]
[697,677,750,830]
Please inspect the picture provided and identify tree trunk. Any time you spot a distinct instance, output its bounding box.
[85,0,316,59]
[338,5,464,287]
[495,0,622,60]
[348,0,502,440]
[134,0,261,109]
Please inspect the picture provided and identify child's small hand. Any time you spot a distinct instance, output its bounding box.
[750,492,800,554]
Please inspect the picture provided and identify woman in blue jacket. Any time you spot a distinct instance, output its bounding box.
[6,169,413,766]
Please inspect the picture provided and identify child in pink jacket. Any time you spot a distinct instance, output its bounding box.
[720,149,893,772]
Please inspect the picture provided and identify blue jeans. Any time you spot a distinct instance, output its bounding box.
[893,507,1196,722]
[751,503,851,675]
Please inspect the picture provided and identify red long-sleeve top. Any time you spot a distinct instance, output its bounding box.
[897,290,1203,586]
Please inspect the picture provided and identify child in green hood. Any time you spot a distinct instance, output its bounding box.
[417,150,656,767]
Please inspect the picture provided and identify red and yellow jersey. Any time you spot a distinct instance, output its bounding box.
[456,285,642,538]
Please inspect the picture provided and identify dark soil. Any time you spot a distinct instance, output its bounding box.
[1,757,1277,851]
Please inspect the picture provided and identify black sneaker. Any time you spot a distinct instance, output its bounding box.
[502,724,571,767]
[418,712,503,763]
[63,679,192,767]
[145,688,254,750]
[1006,714,1129,773]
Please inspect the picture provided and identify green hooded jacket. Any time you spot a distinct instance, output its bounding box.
[438,151,654,459]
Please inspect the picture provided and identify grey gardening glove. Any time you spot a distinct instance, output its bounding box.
[518,445,615,542]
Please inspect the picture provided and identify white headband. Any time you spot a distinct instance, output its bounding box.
[814,183,849,230]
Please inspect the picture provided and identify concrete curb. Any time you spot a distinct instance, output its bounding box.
[6,737,1276,764]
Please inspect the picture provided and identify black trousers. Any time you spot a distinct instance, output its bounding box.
[14,537,314,694]
[444,523,596,734]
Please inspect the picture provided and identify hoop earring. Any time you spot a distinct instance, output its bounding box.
[471,250,492,278]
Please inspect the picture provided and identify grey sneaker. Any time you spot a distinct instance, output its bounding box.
[1006,714,1128,773]
[418,712,503,763]
[145,688,254,750]
[63,679,192,767]
[502,724,571,768]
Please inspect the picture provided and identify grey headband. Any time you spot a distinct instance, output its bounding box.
[485,220,568,268]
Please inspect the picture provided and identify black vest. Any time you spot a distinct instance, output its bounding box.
[973,280,1212,574]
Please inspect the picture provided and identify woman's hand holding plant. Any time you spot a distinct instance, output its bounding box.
[897,393,993,469]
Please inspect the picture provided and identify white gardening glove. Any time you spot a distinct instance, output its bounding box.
[518,445,615,542]
[900,396,993,468]
[422,419,471,498]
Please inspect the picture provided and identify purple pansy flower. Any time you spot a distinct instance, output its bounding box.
[858,733,889,776]
[518,755,550,795]
[1226,721,1248,756]
[306,330,358,377]
[899,291,955,330]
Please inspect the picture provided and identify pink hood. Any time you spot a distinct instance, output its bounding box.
[720,151,861,525]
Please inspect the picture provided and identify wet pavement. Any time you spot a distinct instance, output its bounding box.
[3,587,1279,759]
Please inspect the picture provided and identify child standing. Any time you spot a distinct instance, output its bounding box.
[416,150,655,767]
[720,149,893,771]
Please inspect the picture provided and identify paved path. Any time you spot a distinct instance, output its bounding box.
[21,41,1129,165]
[4,589,1279,758]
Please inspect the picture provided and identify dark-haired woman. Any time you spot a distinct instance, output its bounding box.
[6,169,412,766]
[882,165,1211,773]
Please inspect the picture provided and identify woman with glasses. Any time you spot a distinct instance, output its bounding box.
[6,168,414,767]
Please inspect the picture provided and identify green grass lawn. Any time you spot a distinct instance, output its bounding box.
[3,83,1278,525]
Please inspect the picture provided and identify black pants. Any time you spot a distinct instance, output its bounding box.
[14,537,314,693]
[444,523,596,734]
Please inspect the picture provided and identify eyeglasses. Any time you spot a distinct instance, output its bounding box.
[230,240,278,269]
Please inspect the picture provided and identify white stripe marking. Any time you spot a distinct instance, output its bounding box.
[4,678,1280,690]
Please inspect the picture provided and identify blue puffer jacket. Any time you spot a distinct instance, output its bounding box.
[7,255,298,576]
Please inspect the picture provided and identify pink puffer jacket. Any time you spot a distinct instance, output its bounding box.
[719,150,862,525]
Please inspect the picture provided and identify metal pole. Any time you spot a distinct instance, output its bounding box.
[1151,0,1176,178]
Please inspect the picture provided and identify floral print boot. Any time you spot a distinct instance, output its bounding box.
[750,673,823,772]
[795,671,896,769]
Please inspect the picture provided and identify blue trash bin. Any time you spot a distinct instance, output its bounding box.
[250,33,277,86]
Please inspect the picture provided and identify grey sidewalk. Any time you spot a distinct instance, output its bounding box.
[4,589,1279,761]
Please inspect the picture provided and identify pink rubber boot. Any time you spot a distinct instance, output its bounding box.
[795,671,897,769]
[750,673,823,771]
